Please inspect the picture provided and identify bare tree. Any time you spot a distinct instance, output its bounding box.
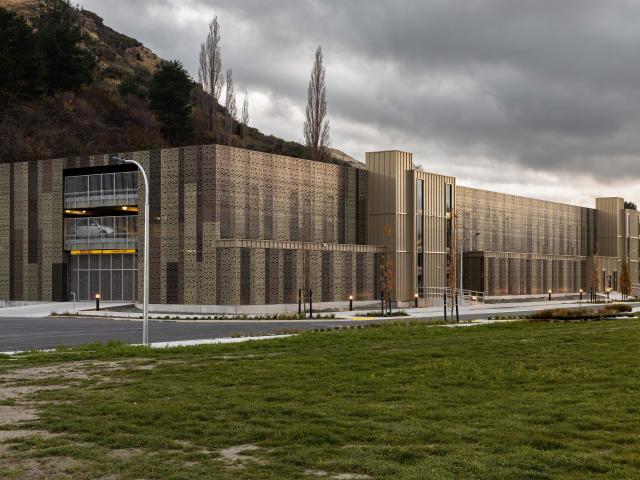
[304,46,330,161]
[241,89,249,145]
[620,256,630,300]
[198,16,224,141]
[379,224,394,315]
[225,69,237,144]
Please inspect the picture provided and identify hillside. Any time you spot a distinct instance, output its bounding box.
[0,0,354,166]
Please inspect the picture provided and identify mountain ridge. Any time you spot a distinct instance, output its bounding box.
[0,0,361,167]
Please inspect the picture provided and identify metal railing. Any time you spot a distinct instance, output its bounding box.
[64,216,137,251]
[419,286,485,304]
[64,171,138,209]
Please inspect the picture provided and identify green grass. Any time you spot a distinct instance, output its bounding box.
[2,320,640,479]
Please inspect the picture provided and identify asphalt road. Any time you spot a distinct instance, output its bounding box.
[2,302,631,352]
[0,310,521,352]
[0,316,363,352]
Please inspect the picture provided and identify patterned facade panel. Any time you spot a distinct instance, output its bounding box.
[467,251,594,296]
[216,248,241,305]
[213,146,364,245]
[457,185,603,295]
[0,164,11,299]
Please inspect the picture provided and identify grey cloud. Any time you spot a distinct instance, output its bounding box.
[80,0,640,204]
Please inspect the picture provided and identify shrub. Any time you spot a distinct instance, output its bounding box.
[530,304,632,321]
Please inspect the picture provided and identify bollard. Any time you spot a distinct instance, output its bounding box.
[309,290,313,318]
[548,289,552,301]
[95,293,100,311]
[414,293,418,308]
[579,289,583,303]
[298,289,302,315]
[349,295,353,311]
[455,292,459,323]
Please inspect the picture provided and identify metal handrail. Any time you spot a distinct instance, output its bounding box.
[419,286,485,303]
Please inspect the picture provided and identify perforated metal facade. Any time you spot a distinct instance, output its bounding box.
[0,145,379,305]
[1,143,637,305]
[455,187,634,296]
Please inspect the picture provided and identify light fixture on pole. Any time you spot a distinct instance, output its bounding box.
[112,155,150,346]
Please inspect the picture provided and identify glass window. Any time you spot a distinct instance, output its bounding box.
[417,253,424,292]
[127,171,137,191]
[416,179,424,213]
[445,183,453,211]
[65,176,75,194]
[103,174,114,197]
[89,175,101,198]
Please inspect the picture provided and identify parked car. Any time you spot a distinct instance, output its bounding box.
[76,219,115,238]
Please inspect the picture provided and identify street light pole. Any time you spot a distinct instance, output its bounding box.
[112,156,150,346]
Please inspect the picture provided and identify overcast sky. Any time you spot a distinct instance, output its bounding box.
[79,0,640,207]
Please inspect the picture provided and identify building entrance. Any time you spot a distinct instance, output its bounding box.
[68,254,137,301]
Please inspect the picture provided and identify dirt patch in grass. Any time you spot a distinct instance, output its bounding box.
[0,357,177,478]
[0,405,38,424]
[0,430,57,442]
[218,444,265,468]
[109,447,145,460]
[8,456,85,480]
[0,384,67,401]
[305,470,370,479]
[0,359,162,383]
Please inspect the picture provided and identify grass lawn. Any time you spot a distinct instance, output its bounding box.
[1,319,640,479]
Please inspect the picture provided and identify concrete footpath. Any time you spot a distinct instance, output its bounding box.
[61,299,640,322]
[0,301,130,318]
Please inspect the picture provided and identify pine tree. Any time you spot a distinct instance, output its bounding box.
[35,0,95,94]
[149,60,194,145]
[0,8,45,105]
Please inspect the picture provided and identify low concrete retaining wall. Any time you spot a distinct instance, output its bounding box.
[138,300,383,315]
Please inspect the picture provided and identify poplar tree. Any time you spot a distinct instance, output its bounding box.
[198,15,224,141]
[225,69,237,144]
[241,90,249,145]
[303,46,330,161]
